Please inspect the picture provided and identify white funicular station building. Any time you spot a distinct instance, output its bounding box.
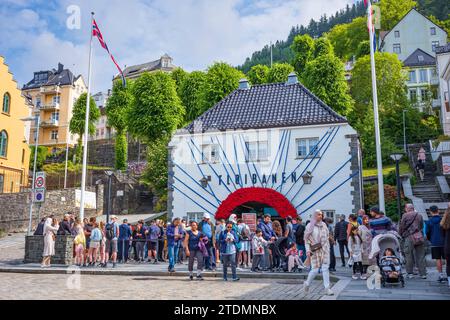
[168,73,363,226]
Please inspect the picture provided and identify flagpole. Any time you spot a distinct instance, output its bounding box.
[79,12,95,221]
[368,3,385,212]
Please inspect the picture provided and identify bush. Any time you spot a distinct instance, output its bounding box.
[383,170,397,186]
[154,194,167,212]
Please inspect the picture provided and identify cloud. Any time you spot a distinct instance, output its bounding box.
[1,0,354,92]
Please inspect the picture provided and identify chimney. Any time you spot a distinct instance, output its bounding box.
[286,72,298,85]
[239,78,250,90]
[58,63,64,73]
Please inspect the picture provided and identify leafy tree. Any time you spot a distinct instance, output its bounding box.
[106,80,133,170]
[291,34,314,76]
[327,17,368,60]
[355,40,371,59]
[69,93,100,163]
[247,64,269,85]
[266,63,294,83]
[142,135,170,198]
[29,146,48,171]
[379,0,417,30]
[302,54,353,116]
[171,67,189,97]
[201,62,245,111]
[313,37,334,58]
[179,71,207,123]
[128,71,185,141]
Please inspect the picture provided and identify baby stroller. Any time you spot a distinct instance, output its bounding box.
[271,237,303,273]
[369,232,405,287]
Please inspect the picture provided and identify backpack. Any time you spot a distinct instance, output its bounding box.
[105,223,115,240]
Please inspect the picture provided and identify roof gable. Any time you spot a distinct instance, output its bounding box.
[403,48,436,66]
[182,81,347,134]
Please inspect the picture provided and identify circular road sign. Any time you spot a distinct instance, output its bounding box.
[35,176,45,188]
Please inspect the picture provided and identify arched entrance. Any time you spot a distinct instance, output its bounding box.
[215,187,297,220]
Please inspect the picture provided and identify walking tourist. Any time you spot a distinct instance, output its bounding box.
[348,225,363,279]
[184,221,205,280]
[399,204,427,279]
[199,213,216,271]
[237,219,250,268]
[334,214,349,267]
[440,206,450,288]
[105,215,120,268]
[369,207,393,236]
[41,216,59,268]
[89,222,102,266]
[325,218,336,272]
[219,222,240,281]
[303,210,334,296]
[74,223,86,267]
[167,217,183,272]
[417,147,426,181]
[215,219,225,266]
[426,205,446,282]
[133,220,145,262]
[146,220,160,264]
[118,219,132,263]
[258,214,276,271]
[157,220,165,262]
[99,221,107,267]
[358,215,373,279]
[295,217,306,262]
[251,229,267,272]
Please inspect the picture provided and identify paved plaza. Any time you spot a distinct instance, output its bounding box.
[0,233,449,300]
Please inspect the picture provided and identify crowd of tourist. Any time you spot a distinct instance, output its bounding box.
[34,203,450,293]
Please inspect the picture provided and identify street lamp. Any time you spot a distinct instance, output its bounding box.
[21,114,40,235]
[105,170,114,223]
[402,110,407,154]
[390,153,404,219]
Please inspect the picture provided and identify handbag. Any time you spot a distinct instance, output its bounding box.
[310,243,322,252]
[404,213,424,246]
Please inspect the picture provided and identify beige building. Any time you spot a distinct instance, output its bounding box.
[22,63,86,152]
[0,56,31,193]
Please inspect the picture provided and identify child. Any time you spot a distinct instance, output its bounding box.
[380,248,401,279]
[73,224,86,267]
[348,225,363,279]
[89,222,102,266]
[285,242,304,272]
[251,229,267,272]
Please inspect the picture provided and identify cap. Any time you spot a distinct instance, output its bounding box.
[203,213,211,219]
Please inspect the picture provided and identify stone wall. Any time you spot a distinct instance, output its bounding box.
[87,138,147,168]
[346,134,364,213]
[24,235,74,265]
[0,185,104,233]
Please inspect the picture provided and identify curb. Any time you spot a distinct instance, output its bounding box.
[0,265,340,282]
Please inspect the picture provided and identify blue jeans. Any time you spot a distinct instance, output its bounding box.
[297,244,306,262]
[204,240,216,269]
[222,254,237,280]
[168,244,179,270]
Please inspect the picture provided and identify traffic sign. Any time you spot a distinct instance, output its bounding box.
[33,188,46,203]
[34,172,46,189]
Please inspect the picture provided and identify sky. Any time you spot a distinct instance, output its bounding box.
[0,0,357,92]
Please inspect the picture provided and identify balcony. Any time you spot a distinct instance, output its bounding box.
[40,119,59,128]
[39,102,60,111]
[39,85,60,95]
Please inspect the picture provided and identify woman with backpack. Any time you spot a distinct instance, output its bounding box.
[184,221,205,280]
[237,219,250,268]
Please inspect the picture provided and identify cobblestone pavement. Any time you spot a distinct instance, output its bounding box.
[0,273,326,300]
[0,233,25,265]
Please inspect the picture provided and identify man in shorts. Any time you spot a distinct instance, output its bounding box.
[426,205,446,282]
[105,215,120,268]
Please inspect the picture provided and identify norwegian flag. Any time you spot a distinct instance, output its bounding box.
[92,19,126,87]
[366,1,377,51]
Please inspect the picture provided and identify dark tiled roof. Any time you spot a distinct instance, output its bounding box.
[22,64,80,90]
[403,48,436,67]
[183,81,347,133]
[436,43,450,54]
[121,55,176,78]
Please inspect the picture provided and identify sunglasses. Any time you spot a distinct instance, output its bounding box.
[227,226,232,229]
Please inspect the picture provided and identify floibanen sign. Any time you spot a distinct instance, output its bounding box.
[217,172,298,186]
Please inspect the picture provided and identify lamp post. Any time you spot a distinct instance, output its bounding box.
[105,170,114,223]
[403,110,407,154]
[22,114,40,235]
[390,153,404,219]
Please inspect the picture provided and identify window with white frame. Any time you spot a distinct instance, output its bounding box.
[409,89,417,102]
[430,27,436,35]
[296,138,319,158]
[187,212,203,223]
[394,30,400,38]
[421,88,429,101]
[245,141,268,162]
[50,130,58,140]
[393,43,401,54]
[408,70,416,83]
[432,41,440,52]
[35,96,41,108]
[201,144,219,163]
[51,111,59,122]
[419,69,428,83]
[52,95,60,105]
